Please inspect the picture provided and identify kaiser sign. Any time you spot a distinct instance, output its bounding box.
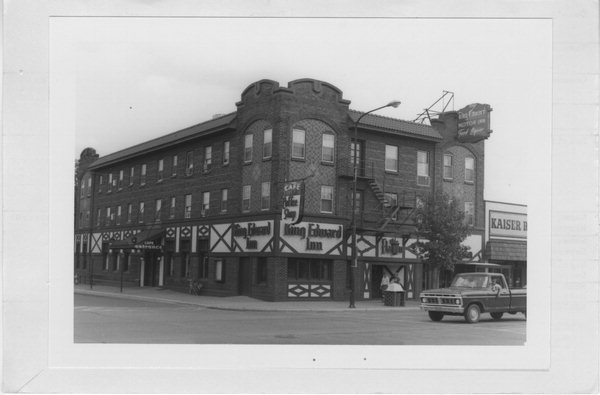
[457,103,492,143]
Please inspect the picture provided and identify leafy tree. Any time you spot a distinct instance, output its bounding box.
[415,191,472,288]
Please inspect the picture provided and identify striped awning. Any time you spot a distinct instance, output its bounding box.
[485,240,527,262]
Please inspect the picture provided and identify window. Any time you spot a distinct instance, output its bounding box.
[292,128,305,159]
[155,199,162,222]
[202,192,210,215]
[203,146,212,173]
[385,145,399,172]
[465,202,474,226]
[87,177,91,196]
[98,175,104,193]
[105,207,111,226]
[96,208,102,226]
[465,157,475,183]
[127,204,132,223]
[244,134,253,163]
[185,151,194,176]
[169,197,176,219]
[385,192,398,220]
[223,141,230,165]
[221,188,228,213]
[141,164,147,185]
[107,174,113,192]
[256,257,268,285]
[242,185,251,212]
[198,255,209,279]
[354,190,363,216]
[158,159,164,181]
[138,202,145,223]
[184,194,192,219]
[129,167,135,186]
[261,182,270,210]
[215,259,225,282]
[287,258,332,281]
[263,129,272,159]
[443,154,453,180]
[85,210,90,226]
[321,186,333,213]
[322,133,335,163]
[80,180,85,197]
[116,205,122,225]
[172,155,178,177]
[123,253,130,272]
[417,151,430,186]
[118,170,124,189]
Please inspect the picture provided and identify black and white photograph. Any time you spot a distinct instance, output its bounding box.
[3,1,599,393]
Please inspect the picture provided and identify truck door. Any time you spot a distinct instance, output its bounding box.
[488,275,511,311]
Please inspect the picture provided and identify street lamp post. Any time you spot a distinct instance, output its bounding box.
[349,100,401,308]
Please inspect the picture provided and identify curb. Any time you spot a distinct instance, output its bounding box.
[75,288,421,313]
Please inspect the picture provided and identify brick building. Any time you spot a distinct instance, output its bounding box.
[74,78,488,301]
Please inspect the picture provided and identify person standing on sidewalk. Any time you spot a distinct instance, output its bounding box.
[380,273,390,301]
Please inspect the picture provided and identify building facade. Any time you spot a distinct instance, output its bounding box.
[74,78,488,301]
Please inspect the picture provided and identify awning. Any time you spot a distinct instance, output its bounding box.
[485,240,527,262]
[109,229,164,250]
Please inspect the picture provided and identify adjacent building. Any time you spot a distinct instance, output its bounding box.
[74,78,492,301]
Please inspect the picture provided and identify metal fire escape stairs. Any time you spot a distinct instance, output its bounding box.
[366,178,416,232]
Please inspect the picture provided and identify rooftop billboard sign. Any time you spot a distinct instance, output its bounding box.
[457,103,492,143]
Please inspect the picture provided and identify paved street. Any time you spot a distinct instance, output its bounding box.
[75,294,526,345]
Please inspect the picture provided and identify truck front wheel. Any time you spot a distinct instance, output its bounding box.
[465,304,481,323]
[428,311,444,322]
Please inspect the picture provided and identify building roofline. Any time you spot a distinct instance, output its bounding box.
[348,109,443,141]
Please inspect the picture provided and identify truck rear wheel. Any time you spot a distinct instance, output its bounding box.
[490,312,504,320]
[428,311,444,322]
[465,304,481,323]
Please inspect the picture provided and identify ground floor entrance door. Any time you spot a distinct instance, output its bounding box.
[143,252,162,287]
[238,257,252,296]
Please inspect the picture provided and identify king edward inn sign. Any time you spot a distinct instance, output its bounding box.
[457,103,492,143]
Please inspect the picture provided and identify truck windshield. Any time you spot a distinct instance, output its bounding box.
[451,274,489,288]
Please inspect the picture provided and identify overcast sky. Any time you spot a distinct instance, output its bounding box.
[52,17,551,205]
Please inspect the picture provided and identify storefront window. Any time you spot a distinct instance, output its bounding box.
[288,258,332,281]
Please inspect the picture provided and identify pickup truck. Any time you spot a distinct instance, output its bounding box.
[419,272,526,323]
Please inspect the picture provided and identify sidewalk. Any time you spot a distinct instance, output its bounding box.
[75,284,420,312]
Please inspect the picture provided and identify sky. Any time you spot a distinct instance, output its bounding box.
[52,17,552,205]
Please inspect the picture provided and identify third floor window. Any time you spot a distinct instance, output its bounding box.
[292,128,305,159]
[263,129,272,159]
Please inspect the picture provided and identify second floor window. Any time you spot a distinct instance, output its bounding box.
[184,194,192,219]
[465,156,475,183]
[172,155,178,177]
[244,134,253,163]
[204,146,212,173]
[138,202,145,223]
[116,205,122,225]
[223,141,230,165]
[261,182,270,210]
[118,170,124,189]
[385,192,398,220]
[263,129,272,159]
[242,185,251,212]
[465,202,474,226]
[417,151,430,186]
[141,164,147,185]
[221,188,228,212]
[292,128,305,159]
[186,151,194,176]
[105,207,112,226]
[96,208,101,226]
[202,192,210,215]
[321,185,333,213]
[443,154,453,180]
[385,145,398,172]
[158,159,164,181]
[169,196,176,219]
[155,199,162,222]
[127,204,132,223]
[322,133,335,163]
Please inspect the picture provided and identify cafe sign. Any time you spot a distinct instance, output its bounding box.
[457,103,492,143]
[489,211,527,239]
[281,181,305,225]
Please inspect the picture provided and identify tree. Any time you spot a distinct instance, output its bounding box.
[415,191,472,288]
